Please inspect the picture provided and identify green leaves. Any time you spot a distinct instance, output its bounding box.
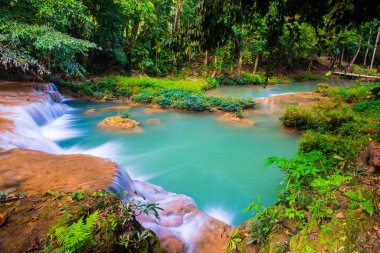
[344,191,374,216]
[223,229,243,251]
[54,211,98,253]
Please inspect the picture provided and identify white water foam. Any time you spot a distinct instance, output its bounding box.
[204,206,235,225]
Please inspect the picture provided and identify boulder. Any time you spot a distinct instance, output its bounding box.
[98,116,142,132]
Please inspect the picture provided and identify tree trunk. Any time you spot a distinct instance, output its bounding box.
[211,55,217,77]
[339,47,344,65]
[364,28,372,66]
[253,53,259,75]
[346,45,361,70]
[204,50,208,66]
[173,0,182,33]
[370,26,380,69]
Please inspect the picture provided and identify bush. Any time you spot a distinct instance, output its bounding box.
[131,89,157,103]
[281,103,355,132]
[120,111,130,119]
[294,73,328,81]
[131,89,256,112]
[299,131,367,163]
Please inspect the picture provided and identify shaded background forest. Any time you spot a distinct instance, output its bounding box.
[0,0,379,79]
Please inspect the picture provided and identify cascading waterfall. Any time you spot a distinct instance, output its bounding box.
[0,83,218,252]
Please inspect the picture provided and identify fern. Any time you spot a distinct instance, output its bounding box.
[54,211,98,253]
[344,191,374,216]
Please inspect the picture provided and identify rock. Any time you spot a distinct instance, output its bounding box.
[97,116,142,132]
[0,148,117,195]
[217,113,256,126]
[84,108,98,115]
[146,119,161,125]
[335,212,345,219]
[144,105,164,114]
[357,141,380,173]
[99,105,131,112]
[160,236,186,253]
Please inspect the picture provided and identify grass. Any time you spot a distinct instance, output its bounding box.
[102,75,216,93]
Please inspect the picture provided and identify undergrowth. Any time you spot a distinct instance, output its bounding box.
[246,83,380,251]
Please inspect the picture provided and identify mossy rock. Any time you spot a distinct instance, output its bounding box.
[289,210,373,252]
[97,116,142,131]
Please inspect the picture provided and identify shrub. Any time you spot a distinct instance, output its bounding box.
[132,89,256,112]
[299,131,367,163]
[131,89,157,103]
[120,111,130,119]
[294,73,328,81]
[281,103,355,132]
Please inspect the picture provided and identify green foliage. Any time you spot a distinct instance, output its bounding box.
[310,175,352,194]
[0,21,97,77]
[266,151,338,187]
[118,229,153,249]
[131,89,256,112]
[245,203,284,245]
[52,211,98,253]
[281,103,355,132]
[294,73,328,81]
[224,229,243,252]
[344,191,374,216]
[120,111,130,119]
[279,19,319,66]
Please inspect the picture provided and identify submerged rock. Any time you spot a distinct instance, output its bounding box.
[98,116,142,132]
[217,112,256,126]
[84,108,98,114]
[146,118,161,125]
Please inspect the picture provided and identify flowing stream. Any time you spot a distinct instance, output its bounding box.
[0,80,354,251]
[50,80,353,226]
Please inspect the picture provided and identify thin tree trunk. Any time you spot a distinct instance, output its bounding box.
[253,53,259,74]
[339,47,344,65]
[173,0,182,32]
[370,26,380,69]
[346,32,363,69]
[204,50,208,66]
[364,28,372,66]
[346,45,361,69]
[211,55,217,77]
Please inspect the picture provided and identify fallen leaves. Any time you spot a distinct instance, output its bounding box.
[0,212,7,227]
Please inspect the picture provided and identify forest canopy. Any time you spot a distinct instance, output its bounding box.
[0,0,379,79]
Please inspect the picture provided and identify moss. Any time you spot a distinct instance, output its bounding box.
[289,210,373,252]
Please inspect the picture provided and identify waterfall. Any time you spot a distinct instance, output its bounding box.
[33,83,64,103]
[0,83,225,252]
[0,83,115,159]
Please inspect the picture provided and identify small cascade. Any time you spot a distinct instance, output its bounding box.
[33,82,63,103]
[110,167,216,253]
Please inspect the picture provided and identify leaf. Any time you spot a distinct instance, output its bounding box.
[264,156,279,167]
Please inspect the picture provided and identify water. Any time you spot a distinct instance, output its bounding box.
[56,103,295,226]
[205,80,353,99]
[0,80,354,228]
